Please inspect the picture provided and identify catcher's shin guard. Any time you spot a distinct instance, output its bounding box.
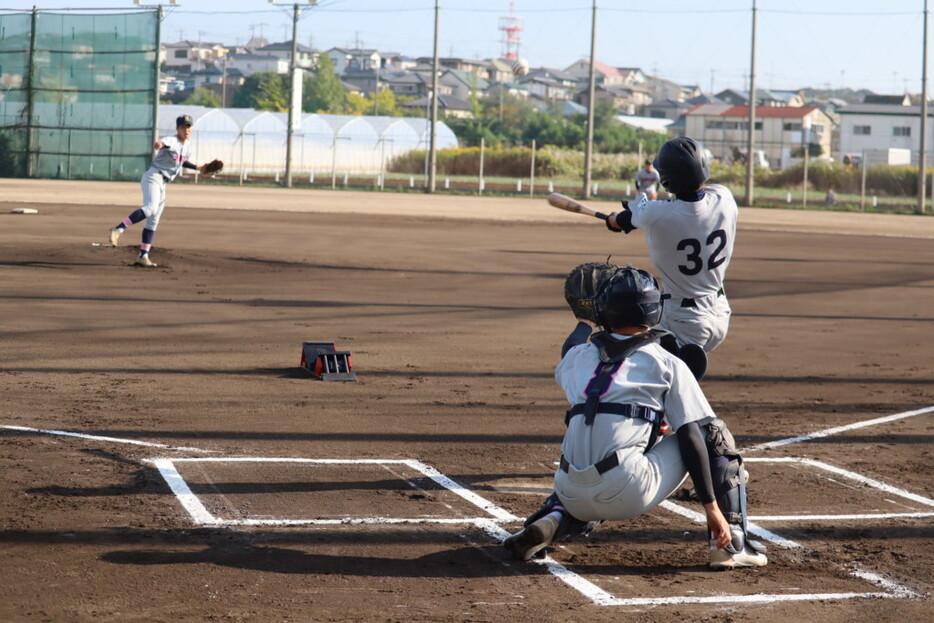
[706,420,767,568]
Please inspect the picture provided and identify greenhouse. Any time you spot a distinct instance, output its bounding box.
[158,105,457,177]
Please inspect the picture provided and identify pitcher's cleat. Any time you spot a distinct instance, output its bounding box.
[134,256,157,267]
[109,227,122,246]
[504,514,560,562]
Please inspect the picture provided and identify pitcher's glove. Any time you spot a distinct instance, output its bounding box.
[199,159,224,178]
[564,261,618,322]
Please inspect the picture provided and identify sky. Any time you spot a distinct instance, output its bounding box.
[1,1,928,95]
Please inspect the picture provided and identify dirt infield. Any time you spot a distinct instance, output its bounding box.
[1,180,932,622]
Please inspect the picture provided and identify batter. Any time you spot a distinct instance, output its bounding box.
[608,137,737,357]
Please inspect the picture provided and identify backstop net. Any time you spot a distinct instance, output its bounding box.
[0,8,158,180]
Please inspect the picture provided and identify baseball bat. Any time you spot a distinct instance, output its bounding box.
[547,192,609,221]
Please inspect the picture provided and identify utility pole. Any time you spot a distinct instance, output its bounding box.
[582,0,597,199]
[428,0,440,193]
[919,0,929,214]
[744,0,758,207]
[270,1,317,188]
[286,3,299,187]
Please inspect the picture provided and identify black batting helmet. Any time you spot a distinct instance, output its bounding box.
[595,266,664,330]
[653,136,710,193]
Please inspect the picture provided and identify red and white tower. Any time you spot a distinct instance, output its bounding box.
[499,2,523,61]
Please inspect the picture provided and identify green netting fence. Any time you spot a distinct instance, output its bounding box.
[0,8,158,180]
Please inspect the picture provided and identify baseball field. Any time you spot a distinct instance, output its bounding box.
[1,179,932,622]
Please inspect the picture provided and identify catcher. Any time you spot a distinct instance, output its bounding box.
[108,113,224,267]
[504,263,768,570]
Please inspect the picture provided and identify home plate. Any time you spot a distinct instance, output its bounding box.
[10,207,38,214]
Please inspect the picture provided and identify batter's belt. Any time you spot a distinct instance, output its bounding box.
[680,288,724,308]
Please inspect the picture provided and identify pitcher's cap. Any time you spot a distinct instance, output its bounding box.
[176,114,193,127]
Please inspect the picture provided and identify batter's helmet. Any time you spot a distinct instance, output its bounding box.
[653,137,710,193]
[595,266,664,330]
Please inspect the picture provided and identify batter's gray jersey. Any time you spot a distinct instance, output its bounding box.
[553,338,716,521]
[150,135,193,181]
[628,184,737,302]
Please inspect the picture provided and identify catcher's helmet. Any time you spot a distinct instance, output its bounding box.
[653,136,710,193]
[595,266,664,330]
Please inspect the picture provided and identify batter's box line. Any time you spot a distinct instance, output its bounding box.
[151,456,922,607]
[472,518,921,607]
[146,457,521,527]
[743,457,934,522]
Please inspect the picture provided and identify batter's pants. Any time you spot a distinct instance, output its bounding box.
[660,294,732,353]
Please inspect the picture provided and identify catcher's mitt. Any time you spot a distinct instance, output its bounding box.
[564,261,619,323]
[198,159,224,177]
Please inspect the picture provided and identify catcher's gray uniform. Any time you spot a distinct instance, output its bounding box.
[627,184,737,352]
[553,336,715,521]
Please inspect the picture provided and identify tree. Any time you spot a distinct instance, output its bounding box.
[304,54,345,113]
[232,71,288,111]
[181,87,221,108]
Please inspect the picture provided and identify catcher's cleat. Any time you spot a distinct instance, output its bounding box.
[134,255,157,268]
[709,529,768,570]
[109,227,122,246]
[504,514,560,562]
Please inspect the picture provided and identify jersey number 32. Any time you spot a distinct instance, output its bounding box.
[677,229,727,275]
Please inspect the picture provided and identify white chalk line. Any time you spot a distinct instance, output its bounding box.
[745,457,934,509]
[1,424,212,453]
[146,457,521,527]
[744,405,934,453]
[6,422,927,605]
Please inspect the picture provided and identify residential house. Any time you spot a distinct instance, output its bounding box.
[615,67,649,88]
[716,88,806,107]
[645,75,685,103]
[578,84,652,115]
[224,53,290,76]
[402,93,473,119]
[486,59,514,85]
[326,47,381,74]
[837,102,933,165]
[563,59,625,87]
[163,40,228,73]
[417,57,490,83]
[684,104,833,168]
[644,98,692,121]
[255,41,316,69]
[862,93,912,106]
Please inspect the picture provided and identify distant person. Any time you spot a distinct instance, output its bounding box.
[825,188,837,206]
[634,159,661,200]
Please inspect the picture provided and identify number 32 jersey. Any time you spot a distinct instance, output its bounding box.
[628,184,737,301]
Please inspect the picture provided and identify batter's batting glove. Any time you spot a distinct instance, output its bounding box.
[606,201,636,234]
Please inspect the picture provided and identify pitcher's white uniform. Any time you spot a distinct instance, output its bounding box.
[627,184,737,352]
[141,136,193,231]
[553,338,715,520]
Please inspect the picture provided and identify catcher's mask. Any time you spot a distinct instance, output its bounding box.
[653,136,710,193]
[595,266,665,330]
